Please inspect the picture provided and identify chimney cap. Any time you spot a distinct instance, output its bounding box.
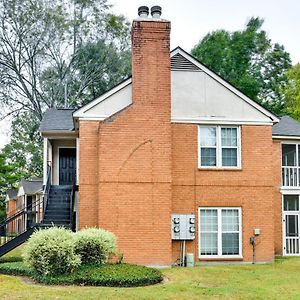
[151,5,162,18]
[138,6,149,17]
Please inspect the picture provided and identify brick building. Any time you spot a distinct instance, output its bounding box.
[36,6,300,266]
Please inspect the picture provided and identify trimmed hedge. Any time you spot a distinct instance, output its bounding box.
[37,263,163,287]
[0,261,163,287]
[0,256,23,264]
[0,261,34,277]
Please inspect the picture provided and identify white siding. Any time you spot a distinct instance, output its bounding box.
[171,71,272,124]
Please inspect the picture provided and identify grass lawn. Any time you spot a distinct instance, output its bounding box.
[1,256,300,299]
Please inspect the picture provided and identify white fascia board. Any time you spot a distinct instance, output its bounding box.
[272,135,300,140]
[172,117,273,126]
[170,48,279,123]
[73,78,132,118]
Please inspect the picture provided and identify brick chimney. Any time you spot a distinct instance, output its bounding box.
[131,6,171,109]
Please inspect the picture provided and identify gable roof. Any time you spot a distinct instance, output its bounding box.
[40,108,75,133]
[170,47,279,123]
[273,116,300,138]
[43,47,280,128]
[6,189,18,201]
[19,178,43,195]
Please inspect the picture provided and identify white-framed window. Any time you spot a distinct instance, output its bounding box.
[198,126,241,168]
[198,207,242,258]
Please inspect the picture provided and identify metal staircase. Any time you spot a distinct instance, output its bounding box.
[0,166,76,257]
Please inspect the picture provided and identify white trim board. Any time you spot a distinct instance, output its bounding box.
[273,136,300,140]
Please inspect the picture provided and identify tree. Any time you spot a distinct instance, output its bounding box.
[0,151,26,222]
[0,0,131,121]
[0,0,131,194]
[283,64,300,120]
[191,17,291,115]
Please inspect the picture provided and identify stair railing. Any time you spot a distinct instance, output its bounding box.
[70,177,77,231]
[42,162,52,220]
[0,196,44,248]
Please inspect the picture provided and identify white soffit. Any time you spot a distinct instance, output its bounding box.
[73,78,132,119]
[170,48,279,125]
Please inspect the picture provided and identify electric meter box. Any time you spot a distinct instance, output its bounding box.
[171,214,196,240]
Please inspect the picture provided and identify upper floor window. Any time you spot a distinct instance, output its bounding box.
[198,126,241,168]
[282,144,300,187]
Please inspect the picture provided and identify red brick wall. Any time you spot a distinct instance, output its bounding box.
[7,200,17,233]
[78,19,172,266]
[78,121,99,228]
[171,123,276,263]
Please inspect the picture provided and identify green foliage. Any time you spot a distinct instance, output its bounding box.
[0,261,163,287]
[2,112,42,178]
[74,228,117,265]
[37,263,163,287]
[23,227,81,276]
[0,151,26,221]
[0,0,131,184]
[0,261,34,277]
[0,256,23,264]
[284,64,300,120]
[192,17,291,115]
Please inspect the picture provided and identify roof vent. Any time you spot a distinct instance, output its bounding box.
[151,6,162,19]
[138,6,149,18]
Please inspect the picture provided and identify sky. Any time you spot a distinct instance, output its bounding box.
[110,0,300,63]
[0,0,299,149]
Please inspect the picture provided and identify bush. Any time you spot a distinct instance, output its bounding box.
[74,228,117,265]
[36,263,163,287]
[22,227,81,276]
[0,261,163,287]
[0,261,34,277]
[0,256,23,264]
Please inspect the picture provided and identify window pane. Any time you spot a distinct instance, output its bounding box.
[200,127,216,147]
[200,209,218,255]
[222,148,237,167]
[222,233,239,255]
[221,128,237,146]
[200,233,218,255]
[222,209,239,231]
[284,195,299,211]
[200,209,218,231]
[201,148,216,166]
[282,144,297,166]
[285,215,299,237]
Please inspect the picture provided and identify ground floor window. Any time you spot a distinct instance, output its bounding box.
[199,207,242,258]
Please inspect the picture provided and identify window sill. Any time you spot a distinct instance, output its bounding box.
[199,255,243,261]
[198,167,242,171]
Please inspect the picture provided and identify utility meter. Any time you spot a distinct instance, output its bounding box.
[171,214,196,240]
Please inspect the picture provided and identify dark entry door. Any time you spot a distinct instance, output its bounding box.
[59,148,76,185]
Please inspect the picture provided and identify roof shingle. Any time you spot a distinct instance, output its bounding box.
[40,108,75,132]
[272,116,300,137]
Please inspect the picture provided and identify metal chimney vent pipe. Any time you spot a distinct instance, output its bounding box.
[151,6,162,18]
[138,6,149,18]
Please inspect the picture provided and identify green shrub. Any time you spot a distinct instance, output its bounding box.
[0,261,34,277]
[36,263,163,287]
[0,261,163,287]
[22,227,81,276]
[74,228,117,265]
[0,256,23,264]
